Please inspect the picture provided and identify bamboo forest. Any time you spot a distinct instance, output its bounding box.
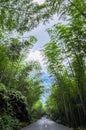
[0,0,86,130]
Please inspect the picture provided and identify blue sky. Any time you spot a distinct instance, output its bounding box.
[25,0,59,103]
[25,0,68,104]
[25,15,58,103]
[41,74,52,103]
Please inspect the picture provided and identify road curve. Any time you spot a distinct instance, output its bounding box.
[20,117,71,130]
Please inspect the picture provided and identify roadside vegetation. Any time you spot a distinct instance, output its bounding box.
[43,0,86,129]
[0,40,44,129]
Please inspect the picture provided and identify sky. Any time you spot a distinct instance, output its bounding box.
[25,0,59,103]
[25,0,66,73]
[33,0,45,4]
[25,14,59,72]
[24,0,68,103]
[25,0,63,66]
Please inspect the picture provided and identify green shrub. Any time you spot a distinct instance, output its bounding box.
[0,113,25,130]
[7,90,30,122]
[0,83,30,129]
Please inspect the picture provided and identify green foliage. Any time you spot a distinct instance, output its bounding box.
[31,100,45,121]
[43,0,86,129]
[0,0,54,32]
[0,37,43,129]
[0,113,24,130]
[0,85,30,122]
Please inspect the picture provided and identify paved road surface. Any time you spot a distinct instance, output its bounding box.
[20,117,71,130]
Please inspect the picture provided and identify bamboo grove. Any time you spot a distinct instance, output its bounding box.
[43,0,86,128]
[0,0,86,130]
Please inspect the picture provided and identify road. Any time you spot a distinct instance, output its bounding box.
[20,117,71,130]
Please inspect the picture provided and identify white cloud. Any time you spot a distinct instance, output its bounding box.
[33,0,45,4]
[26,50,47,72]
[26,51,42,62]
[23,14,59,51]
